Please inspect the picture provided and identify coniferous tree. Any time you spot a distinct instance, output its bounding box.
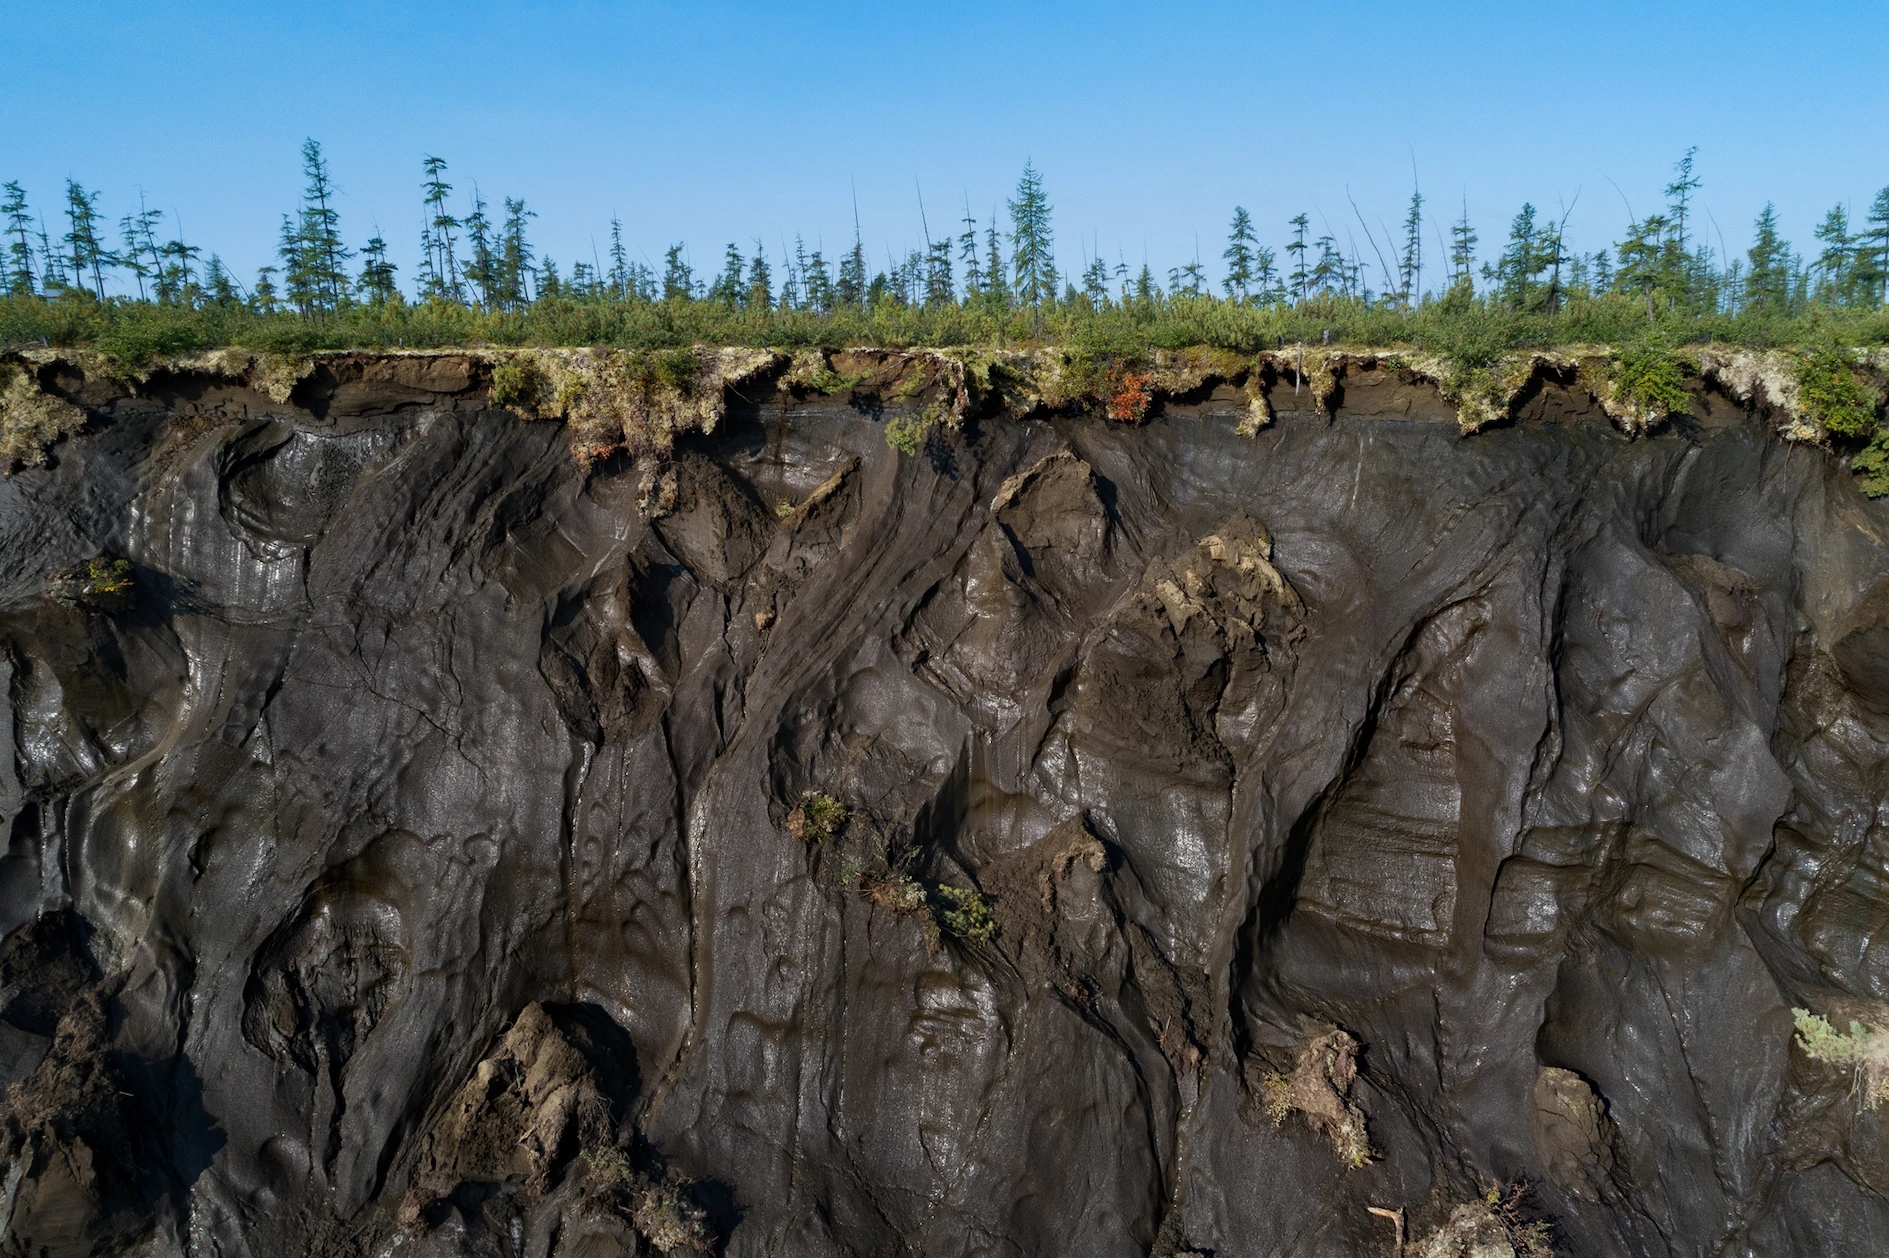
[1487,203,1547,311]
[958,205,983,298]
[982,220,1008,309]
[36,214,67,291]
[297,140,350,310]
[709,243,745,305]
[1007,161,1057,317]
[202,255,241,305]
[804,247,833,311]
[117,200,164,301]
[357,234,399,304]
[836,219,867,307]
[420,155,461,302]
[251,265,279,314]
[1133,262,1157,306]
[1449,201,1478,292]
[500,197,535,307]
[608,216,630,299]
[1399,187,1424,307]
[1862,186,1889,306]
[1223,206,1257,300]
[1615,215,1668,320]
[538,257,562,299]
[1285,213,1311,303]
[925,236,954,306]
[747,241,772,309]
[462,190,496,308]
[1745,203,1794,315]
[279,214,317,315]
[1081,254,1111,306]
[2,182,35,296]
[662,244,694,301]
[159,232,201,303]
[63,180,112,298]
[1813,204,1856,305]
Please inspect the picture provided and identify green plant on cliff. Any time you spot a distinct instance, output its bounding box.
[884,404,940,455]
[1793,1007,1889,1107]
[1611,342,1692,420]
[490,357,546,412]
[785,791,847,845]
[1797,348,1880,438]
[932,884,996,944]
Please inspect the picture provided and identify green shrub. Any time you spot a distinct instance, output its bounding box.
[489,358,546,412]
[932,884,996,943]
[884,404,940,456]
[1797,348,1879,438]
[785,791,847,845]
[1612,343,1692,421]
[809,365,868,395]
[1793,1007,1889,1107]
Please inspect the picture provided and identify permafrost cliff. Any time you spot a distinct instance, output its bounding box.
[0,345,1887,1256]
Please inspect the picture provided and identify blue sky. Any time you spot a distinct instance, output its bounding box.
[5,0,1887,294]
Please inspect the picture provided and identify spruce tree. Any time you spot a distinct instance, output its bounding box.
[1222,206,1256,300]
[2,182,35,296]
[1081,254,1111,306]
[1007,160,1056,317]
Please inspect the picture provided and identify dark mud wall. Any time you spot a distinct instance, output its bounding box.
[2,364,1888,1257]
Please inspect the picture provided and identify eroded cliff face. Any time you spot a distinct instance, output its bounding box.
[1,350,1888,1257]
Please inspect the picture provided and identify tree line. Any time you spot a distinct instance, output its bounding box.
[4,141,1889,336]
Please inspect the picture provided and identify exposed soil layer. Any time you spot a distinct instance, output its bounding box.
[0,353,1888,1255]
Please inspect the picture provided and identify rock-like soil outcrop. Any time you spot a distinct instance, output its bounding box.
[1,347,1888,1256]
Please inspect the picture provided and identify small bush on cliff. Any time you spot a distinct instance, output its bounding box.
[785,792,848,845]
[932,884,997,944]
[884,404,940,455]
[1796,349,1879,438]
[1793,1007,1889,1107]
[490,357,547,412]
[1610,343,1692,424]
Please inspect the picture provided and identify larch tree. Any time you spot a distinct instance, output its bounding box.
[62,180,112,298]
[2,182,35,296]
[298,140,350,310]
[1223,206,1256,301]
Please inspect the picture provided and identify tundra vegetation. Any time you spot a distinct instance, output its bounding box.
[4,144,1888,492]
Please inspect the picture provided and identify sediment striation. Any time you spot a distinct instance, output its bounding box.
[0,345,1888,1255]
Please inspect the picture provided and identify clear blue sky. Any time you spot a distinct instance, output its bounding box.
[5,0,1887,294]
